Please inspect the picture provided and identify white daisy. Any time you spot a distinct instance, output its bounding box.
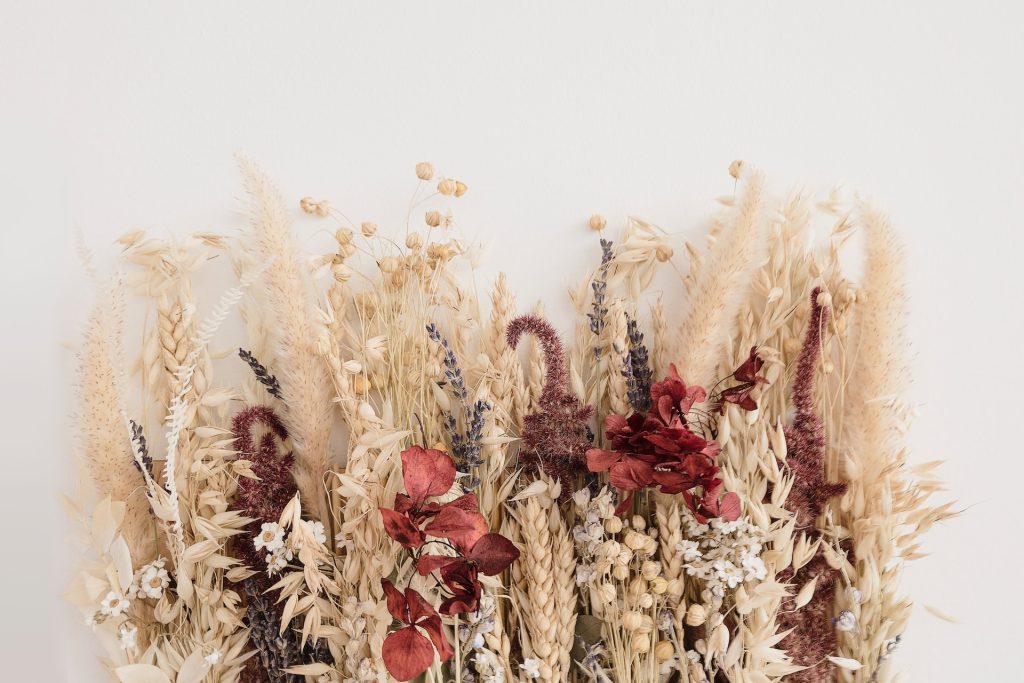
[254,522,285,553]
[100,591,129,617]
[138,561,171,599]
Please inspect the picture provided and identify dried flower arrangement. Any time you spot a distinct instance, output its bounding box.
[65,158,956,683]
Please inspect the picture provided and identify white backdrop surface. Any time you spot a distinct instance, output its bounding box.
[2,2,1022,680]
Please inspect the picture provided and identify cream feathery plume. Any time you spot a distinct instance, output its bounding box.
[237,155,333,522]
[75,279,152,560]
[676,164,764,388]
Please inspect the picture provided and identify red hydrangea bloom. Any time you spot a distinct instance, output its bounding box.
[586,360,762,521]
[381,579,453,681]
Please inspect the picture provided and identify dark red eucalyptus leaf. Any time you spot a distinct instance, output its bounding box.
[424,504,488,551]
[468,533,520,575]
[401,445,456,504]
[382,626,436,681]
[380,508,426,549]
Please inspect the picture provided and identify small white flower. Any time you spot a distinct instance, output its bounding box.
[254,522,285,553]
[118,623,138,652]
[677,539,701,562]
[100,591,130,617]
[846,586,863,604]
[138,561,171,599]
[205,648,222,666]
[309,520,328,545]
[520,658,542,679]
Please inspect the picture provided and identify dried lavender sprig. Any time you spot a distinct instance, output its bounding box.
[622,315,653,413]
[426,323,468,401]
[129,419,153,480]
[243,578,301,683]
[427,323,490,478]
[587,238,614,358]
[238,348,283,399]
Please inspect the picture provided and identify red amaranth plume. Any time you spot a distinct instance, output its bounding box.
[778,288,849,683]
[231,406,303,683]
[506,315,593,493]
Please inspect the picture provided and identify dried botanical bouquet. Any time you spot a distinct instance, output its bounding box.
[65,158,955,683]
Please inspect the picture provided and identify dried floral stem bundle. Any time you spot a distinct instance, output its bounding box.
[66,160,953,683]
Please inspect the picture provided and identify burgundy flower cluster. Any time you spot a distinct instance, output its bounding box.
[380,446,520,681]
[586,352,765,519]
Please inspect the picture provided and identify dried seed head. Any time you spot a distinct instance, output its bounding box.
[405,232,424,250]
[655,640,674,662]
[656,244,674,262]
[361,222,377,237]
[378,256,399,273]
[438,178,456,195]
[729,160,744,178]
[425,211,442,227]
[589,213,607,231]
[612,564,629,580]
[640,561,660,580]
[335,228,354,245]
[631,515,647,531]
[686,603,707,626]
[623,610,644,631]
[604,516,623,534]
[454,181,468,197]
[649,577,668,594]
[631,633,651,654]
[415,162,435,181]
[638,593,654,609]
[333,264,352,282]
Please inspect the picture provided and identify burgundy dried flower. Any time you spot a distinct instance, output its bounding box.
[776,288,849,683]
[586,364,741,519]
[506,315,594,493]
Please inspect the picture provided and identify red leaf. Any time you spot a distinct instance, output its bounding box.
[416,554,465,576]
[382,625,436,681]
[614,491,635,516]
[381,578,408,623]
[718,492,742,521]
[586,448,620,472]
[404,586,439,623]
[381,508,426,549]
[417,615,454,662]
[401,445,456,504]
[608,458,654,491]
[734,347,764,383]
[424,504,488,551]
[468,533,520,575]
[444,492,480,513]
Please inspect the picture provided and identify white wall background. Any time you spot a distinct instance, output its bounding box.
[3,2,1022,680]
